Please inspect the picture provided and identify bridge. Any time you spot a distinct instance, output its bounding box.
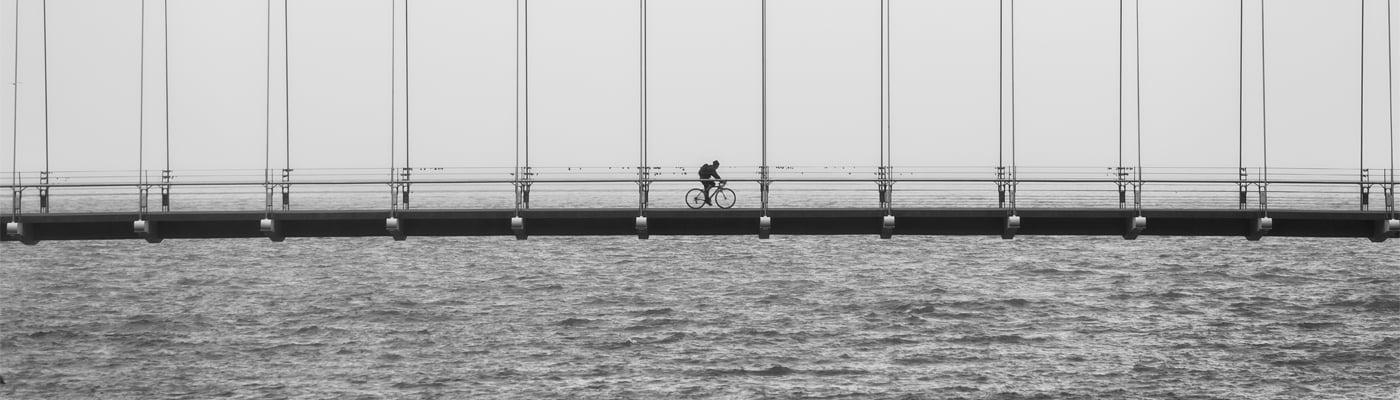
[4,0,1399,244]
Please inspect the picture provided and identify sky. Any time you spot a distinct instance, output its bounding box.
[2,0,1397,182]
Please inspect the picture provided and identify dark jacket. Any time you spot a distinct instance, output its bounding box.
[699,164,721,179]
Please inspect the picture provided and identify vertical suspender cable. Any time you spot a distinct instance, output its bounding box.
[1389,0,1396,217]
[761,0,768,216]
[881,0,892,213]
[139,0,146,193]
[163,0,169,174]
[265,0,270,178]
[1135,0,1143,213]
[1362,0,1367,197]
[1010,0,1017,209]
[1261,0,1269,213]
[879,0,885,181]
[403,0,411,213]
[514,0,520,214]
[404,0,409,175]
[998,0,1003,175]
[389,0,396,198]
[265,0,271,216]
[638,0,647,214]
[39,0,49,214]
[524,0,529,182]
[1239,0,1245,207]
[284,0,290,179]
[41,0,48,176]
[1118,0,1124,184]
[11,0,19,213]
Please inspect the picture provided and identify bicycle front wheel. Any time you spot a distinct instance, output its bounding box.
[685,188,707,209]
[714,188,737,209]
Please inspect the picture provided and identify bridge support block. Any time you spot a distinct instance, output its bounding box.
[758,216,772,239]
[1002,215,1021,240]
[880,215,895,239]
[511,217,527,240]
[6,222,38,245]
[385,217,406,241]
[1123,216,1146,240]
[259,218,285,242]
[1247,217,1273,241]
[635,216,648,239]
[1371,219,1400,243]
[133,219,162,243]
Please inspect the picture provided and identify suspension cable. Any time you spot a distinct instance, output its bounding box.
[11,0,20,202]
[882,0,892,208]
[265,0,271,187]
[761,0,772,183]
[284,0,290,173]
[1010,0,1017,195]
[998,0,1003,173]
[1362,0,1366,186]
[1390,0,1397,217]
[1239,0,1244,189]
[514,0,520,193]
[1135,0,1143,194]
[761,0,768,213]
[404,0,409,175]
[1261,0,1269,197]
[524,0,530,177]
[390,0,396,182]
[879,0,885,174]
[163,0,170,173]
[42,0,48,174]
[1118,0,1124,178]
[140,0,146,186]
[638,0,647,194]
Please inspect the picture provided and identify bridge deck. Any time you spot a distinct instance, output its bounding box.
[4,208,1397,243]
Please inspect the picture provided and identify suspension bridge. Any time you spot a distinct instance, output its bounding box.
[4,0,1399,244]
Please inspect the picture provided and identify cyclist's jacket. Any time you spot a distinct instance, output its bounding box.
[698,164,721,179]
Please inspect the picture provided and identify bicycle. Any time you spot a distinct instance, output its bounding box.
[686,180,736,209]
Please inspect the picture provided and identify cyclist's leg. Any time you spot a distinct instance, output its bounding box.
[701,180,714,204]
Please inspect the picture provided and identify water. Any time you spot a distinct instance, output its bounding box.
[2,235,1396,399]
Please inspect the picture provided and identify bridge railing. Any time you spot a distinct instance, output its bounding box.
[2,165,1395,214]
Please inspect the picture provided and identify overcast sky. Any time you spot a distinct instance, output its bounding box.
[2,0,1397,180]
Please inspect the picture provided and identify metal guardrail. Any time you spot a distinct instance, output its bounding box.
[3,166,1397,215]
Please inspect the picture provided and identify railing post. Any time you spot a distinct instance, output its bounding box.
[1132,167,1143,211]
[400,167,412,210]
[516,166,532,210]
[1360,168,1371,210]
[636,165,650,239]
[996,166,1007,208]
[38,171,50,213]
[1238,167,1249,210]
[760,165,770,212]
[877,166,891,210]
[160,169,172,212]
[264,169,275,215]
[138,170,150,217]
[280,169,292,210]
[1258,181,1269,213]
[10,186,22,222]
[1115,166,1128,208]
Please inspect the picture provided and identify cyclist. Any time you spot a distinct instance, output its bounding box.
[698,160,723,205]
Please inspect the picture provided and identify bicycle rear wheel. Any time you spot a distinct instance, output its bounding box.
[714,188,737,209]
[685,188,707,209]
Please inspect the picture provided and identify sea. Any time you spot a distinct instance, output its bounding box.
[2,234,1397,399]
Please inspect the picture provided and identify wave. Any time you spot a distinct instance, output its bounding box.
[1323,295,1400,312]
[696,364,868,377]
[947,334,1051,345]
